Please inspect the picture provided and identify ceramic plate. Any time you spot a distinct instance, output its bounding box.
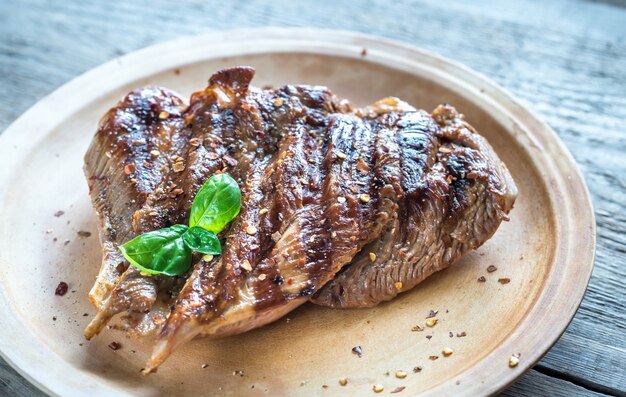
[0,29,595,396]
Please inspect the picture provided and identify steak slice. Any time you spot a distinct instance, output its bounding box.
[311,104,517,308]
[84,86,187,320]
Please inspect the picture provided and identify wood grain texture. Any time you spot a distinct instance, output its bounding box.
[0,0,624,396]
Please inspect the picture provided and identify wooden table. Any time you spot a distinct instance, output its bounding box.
[1,1,624,396]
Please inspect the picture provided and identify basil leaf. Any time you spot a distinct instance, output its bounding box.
[119,224,192,276]
[182,226,222,254]
[189,174,241,234]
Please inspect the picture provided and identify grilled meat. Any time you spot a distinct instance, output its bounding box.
[311,104,517,308]
[83,66,517,373]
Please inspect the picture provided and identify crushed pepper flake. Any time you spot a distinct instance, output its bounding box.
[172,161,185,173]
[55,281,68,296]
[391,386,406,393]
[413,366,422,373]
[241,260,253,272]
[429,355,439,361]
[442,347,454,357]
[352,345,363,357]
[498,278,511,284]
[456,331,467,337]
[426,310,438,318]
[478,276,486,282]
[54,210,64,217]
[487,265,498,273]
[108,342,121,351]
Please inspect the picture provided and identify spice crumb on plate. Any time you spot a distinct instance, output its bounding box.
[108,342,121,351]
[55,281,68,296]
[391,386,406,393]
[498,278,511,284]
[442,347,454,357]
[395,370,407,379]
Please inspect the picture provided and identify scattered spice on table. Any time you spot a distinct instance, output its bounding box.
[487,265,498,273]
[352,345,363,357]
[391,386,406,393]
[54,210,64,217]
[77,230,91,238]
[478,276,486,282]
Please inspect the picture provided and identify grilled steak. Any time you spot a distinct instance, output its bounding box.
[311,104,517,308]
[83,66,517,373]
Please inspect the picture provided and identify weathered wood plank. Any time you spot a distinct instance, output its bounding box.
[1,0,625,396]
[0,360,43,397]
[500,369,612,397]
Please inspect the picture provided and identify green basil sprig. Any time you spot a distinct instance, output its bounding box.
[120,174,241,276]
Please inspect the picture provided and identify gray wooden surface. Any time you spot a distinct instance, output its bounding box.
[1,0,624,396]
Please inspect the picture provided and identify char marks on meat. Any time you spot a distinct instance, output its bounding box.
[83,67,517,372]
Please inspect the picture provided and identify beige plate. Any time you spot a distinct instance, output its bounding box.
[0,29,595,396]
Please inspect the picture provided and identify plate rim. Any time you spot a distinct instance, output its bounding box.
[0,27,595,396]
